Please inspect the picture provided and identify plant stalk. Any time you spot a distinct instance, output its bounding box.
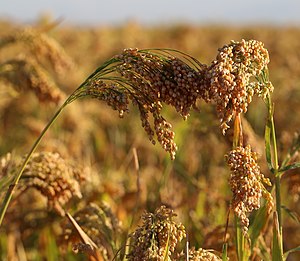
[0,103,66,227]
[267,95,282,237]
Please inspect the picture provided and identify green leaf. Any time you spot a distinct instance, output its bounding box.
[222,243,229,261]
[265,106,274,172]
[281,205,300,224]
[272,212,284,261]
[283,246,300,259]
[279,162,300,173]
[249,205,268,251]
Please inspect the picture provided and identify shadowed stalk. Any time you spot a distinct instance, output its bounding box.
[265,93,284,260]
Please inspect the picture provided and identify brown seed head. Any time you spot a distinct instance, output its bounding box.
[20,152,85,216]
[127,205,186,261]
[1,28,73,74]
[0,58,64,104]
[82,48,209,159]
[186,247,222,261]
[207,39,273,133]
[226,145,273,234]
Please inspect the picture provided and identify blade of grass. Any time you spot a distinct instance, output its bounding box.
[272,212,283,261]
[281,205,300,224]
[248,204,268,251]
[222,243,229,261]
[279,162,300,173]
[163,230,170,261]
[283,246,300,260]
[264,96,274,173]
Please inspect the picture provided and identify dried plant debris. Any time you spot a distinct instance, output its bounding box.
[0,153,16,192]
[63,202,121,260]
[126,205,186,261]
[225,145,273,234]
[0,58,64,103]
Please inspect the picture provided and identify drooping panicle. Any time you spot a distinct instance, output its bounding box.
[207,39,273,133]
[76,48,209,159]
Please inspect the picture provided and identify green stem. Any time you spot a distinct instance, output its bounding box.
[271,132,282,232]
[0,103,67,227]
[266,93,284,259]
[267,95,282,235]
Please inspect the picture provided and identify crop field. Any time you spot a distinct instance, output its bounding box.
[0,19,299,260]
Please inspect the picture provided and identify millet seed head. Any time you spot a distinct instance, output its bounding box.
[19,152,86,216]
[207,39,273,133]
[226,145,273,234]
[175,247,222,261]
[126,205,186,261]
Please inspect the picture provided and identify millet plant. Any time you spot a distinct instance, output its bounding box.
[0,28,299,260]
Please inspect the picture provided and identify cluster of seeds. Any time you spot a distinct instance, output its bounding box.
[81,48,211,159]
[63,202,121,260]
[126,205,186,261]
[1,28,73,74]
[117,48,208,118]
[85,79,130,118]
[206,39,273,133]
[225,145,273,234]
[19,152,85,216]
[0,58,64,103]
[175,247,222,261]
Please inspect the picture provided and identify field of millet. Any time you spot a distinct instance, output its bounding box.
[0,19,299,260]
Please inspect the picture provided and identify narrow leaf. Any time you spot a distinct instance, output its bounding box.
[265,110,274,172]
[283,246,300,259]
[249,205,268,251]
[272,212,284,261]
[281,205,300,224]
[279,162,300,173]
[163,230,170,261]
[66,212,102,261]
[222,243,229,261]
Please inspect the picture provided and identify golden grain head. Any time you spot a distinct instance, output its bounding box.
[226,145,273,234]
[207,39,273,133]
[126,205,186,261]
[1,28,73,74]
[0,58,65,103]
[19,152,86,216]
[187,247,222,261]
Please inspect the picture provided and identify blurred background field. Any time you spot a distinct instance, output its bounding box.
[0,15,300,260]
